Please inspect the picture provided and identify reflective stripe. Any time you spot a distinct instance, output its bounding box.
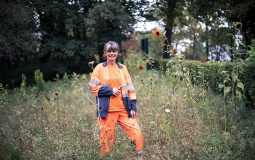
[102,84,110,87]
[126,81,132,86]
[123,93,128,97]
[122,86,127,90]
[90,79,100,84]
[128,87,135,93]
[90,84,95,90]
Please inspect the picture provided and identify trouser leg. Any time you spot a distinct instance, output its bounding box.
[99,112,118,155]
[118,111,143,151]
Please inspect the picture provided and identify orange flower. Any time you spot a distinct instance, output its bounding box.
[94,54,99,58]
[159,61,161,63]
[129,45,133,49]
[138,65,143,71]
[136,50,139,52]
[153,29,161,38]
[144,62,146,65]
[77,74,81,77]
[173,49,178,54]
[126,49,128,52]
[149,57,153,61]
[119,53,122,56]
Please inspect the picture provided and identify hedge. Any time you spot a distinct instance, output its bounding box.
[154,59,255,109]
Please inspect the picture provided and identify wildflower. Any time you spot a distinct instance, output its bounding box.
[126,49,128,52]
[159,61,161,63]
[119,53,122,56]
[129,45,133,49]
[77,74,81,77]
[136,50,139,52]
[56,74,59,78]
[39,91,43,94]
[54,92,59,96]
[149,57,153,61]
[173,49,178,54]
[144,62,146,65]
[179,54,184,58]
[21,83,25,86]
[153,29,161,38]
[165,109,170,112]
[149,77,153,81]
[94,54,99,58]
[0,83,2,87]
[138,65,143,71]
[221,71,227,77]
[2,87,4,90]
[235,22,242,30]
[180,60,182,63]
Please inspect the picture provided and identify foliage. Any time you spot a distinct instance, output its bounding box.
[34,70,47,94]
[0,0,37,71]
[1,70,255,159]
[189,0,255,46]
[62,72,68,84]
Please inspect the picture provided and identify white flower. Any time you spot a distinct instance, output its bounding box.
[165,109,170,112]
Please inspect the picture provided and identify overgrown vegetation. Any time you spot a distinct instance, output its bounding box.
[1,53,255,159]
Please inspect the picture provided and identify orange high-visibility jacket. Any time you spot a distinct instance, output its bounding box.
[89,61,137,118]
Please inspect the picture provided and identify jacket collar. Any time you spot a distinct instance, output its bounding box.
[103,61,123,69]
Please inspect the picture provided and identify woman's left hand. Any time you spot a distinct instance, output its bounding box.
[130,110,136,118]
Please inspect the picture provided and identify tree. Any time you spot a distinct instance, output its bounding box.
[145,0,186,58]
[31,0,149,63]
[0,0,36,71]
[189,0,255,46]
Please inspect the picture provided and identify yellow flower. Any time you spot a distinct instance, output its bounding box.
[235,22,242,30]
[0,83,2,87]
[94,54,99,58]
[221,71,227,77]
[153,29,161,38]
[21,83,25,86]
[179,54,184,58]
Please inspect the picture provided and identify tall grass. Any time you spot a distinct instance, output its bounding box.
[0,69,254,159]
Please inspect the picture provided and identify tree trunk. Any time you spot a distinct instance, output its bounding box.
[163,0,177,59]
[193,28,196,60]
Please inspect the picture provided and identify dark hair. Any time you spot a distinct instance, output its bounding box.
[103,41,119,60]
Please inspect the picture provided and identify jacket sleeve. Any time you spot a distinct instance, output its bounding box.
[123,66,137,111]
[88,65,113,97]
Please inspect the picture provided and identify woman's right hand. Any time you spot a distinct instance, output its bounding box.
[112,88,120,96]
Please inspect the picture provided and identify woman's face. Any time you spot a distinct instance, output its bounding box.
[104,50,118,62]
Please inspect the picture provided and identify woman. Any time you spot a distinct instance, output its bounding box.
[89,41,143,157]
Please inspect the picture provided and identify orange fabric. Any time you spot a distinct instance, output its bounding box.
[107,65,126,112]
[98,111,143,155]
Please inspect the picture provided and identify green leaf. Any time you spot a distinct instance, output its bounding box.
[185,102,188,106]
[237,82,244,91]
[46,97,50,101]
[239,92,242,100]
[172,81,177,87]
[226,46,233,50]
[161,44,166,47]
[194,101,196,105]
[239,42,246,48]
[232,73,238,82]
[219,84,224,88]
[224,87,231,96]
[56,110,62,114]
[186,94,191,99]
[226,33,233,36]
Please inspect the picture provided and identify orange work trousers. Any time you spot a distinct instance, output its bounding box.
[98,111,143,155]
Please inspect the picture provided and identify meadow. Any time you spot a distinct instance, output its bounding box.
[1,65,254,159]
